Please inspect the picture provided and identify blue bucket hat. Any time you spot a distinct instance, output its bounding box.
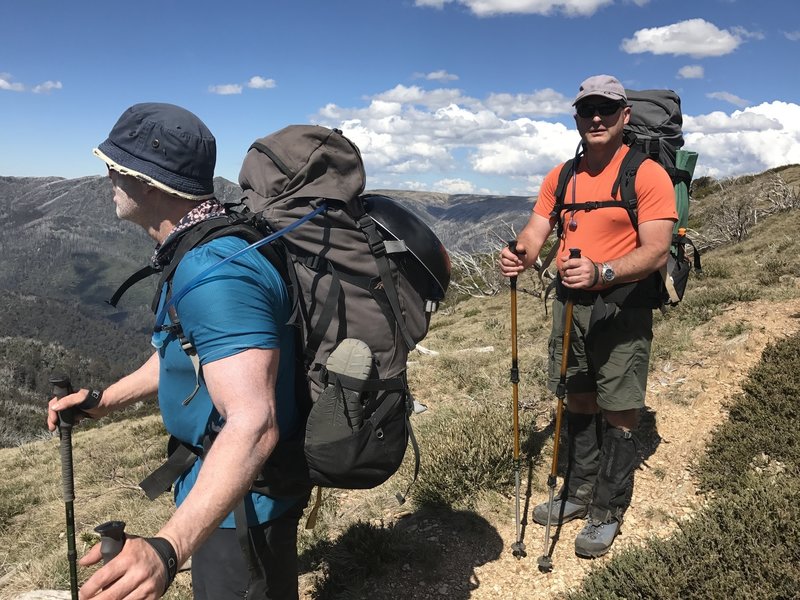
[93,103,216,200]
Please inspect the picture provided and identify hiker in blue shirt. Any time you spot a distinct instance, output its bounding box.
[47,103,307,600]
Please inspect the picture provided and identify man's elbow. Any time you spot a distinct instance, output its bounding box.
[653,250,669,271]
[253,418,280,461]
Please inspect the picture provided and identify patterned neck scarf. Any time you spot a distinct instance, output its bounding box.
[151,199,228,268]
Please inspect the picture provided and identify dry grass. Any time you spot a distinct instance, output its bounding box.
[0,415,192,599]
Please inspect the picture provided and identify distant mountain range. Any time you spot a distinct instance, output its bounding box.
[0,174,532,444]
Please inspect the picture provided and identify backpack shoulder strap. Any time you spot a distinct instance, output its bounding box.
[150,216,243,313]
[551,158,576,239]
[610,148,649,231]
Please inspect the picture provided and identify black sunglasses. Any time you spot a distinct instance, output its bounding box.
[575,102,624,118]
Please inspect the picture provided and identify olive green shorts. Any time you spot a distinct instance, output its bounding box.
[547,298,653,411]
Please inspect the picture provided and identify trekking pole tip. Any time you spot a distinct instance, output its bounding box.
[511,541,527,559]
[537,554,553,572]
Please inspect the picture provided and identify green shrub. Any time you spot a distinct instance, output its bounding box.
[697,260,732,280]
[301,520,425,599]
[719,320,750,339]
[670,285,759,328]
[567,332,800,600]
[699,336,800,496]
[411,400,531,508]
[567,475,800,600]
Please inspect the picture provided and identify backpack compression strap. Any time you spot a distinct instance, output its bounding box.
[356,213,418,352]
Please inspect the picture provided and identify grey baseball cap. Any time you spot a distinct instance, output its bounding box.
[572,75,627,106]
[93,103,216,200]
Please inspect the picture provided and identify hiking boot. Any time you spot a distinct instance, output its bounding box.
[325,338,374,430]
[532,496,588,526]
[574,517,621,558]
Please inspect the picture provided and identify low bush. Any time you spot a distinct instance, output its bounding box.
[411,399,533,508]
[566,331,800,600]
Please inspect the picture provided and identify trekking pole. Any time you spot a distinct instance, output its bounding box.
[50,375,79,600]
[508,240,526,559]
[537,248,580,573]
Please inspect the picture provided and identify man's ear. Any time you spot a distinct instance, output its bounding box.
[622,106,631,125]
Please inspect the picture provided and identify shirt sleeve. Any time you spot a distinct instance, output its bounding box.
[634,159,679,224]
[170,237,290,365]
[532,163,566,220]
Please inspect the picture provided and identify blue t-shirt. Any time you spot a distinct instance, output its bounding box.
[154,236,301,527]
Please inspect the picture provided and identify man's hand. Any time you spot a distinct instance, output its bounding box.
[560,254,598,290]
[499,244,528,278]
[47,389,108,432]
[78,536,168,599]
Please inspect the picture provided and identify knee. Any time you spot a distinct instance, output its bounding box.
[602,408,639,431]
[567,392,599,414]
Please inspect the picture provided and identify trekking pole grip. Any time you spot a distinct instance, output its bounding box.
[95,520,127,564]
[507,240,526,286]
[569,248,581,260]
[50,375,75,502]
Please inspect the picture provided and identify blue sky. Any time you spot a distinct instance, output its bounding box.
[1,0,798,196]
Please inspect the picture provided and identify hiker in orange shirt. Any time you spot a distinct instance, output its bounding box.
[499,75,677,557]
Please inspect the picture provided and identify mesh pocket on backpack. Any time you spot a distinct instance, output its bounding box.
[305,389,409,489]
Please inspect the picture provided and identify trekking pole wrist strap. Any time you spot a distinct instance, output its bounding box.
[590,263,600,288]
[77,389,103,416]
[144,536,178,595]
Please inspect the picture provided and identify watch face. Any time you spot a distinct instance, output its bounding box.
[603,266,614,281]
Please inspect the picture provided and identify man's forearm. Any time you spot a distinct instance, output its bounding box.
[153,416,279,566]
[102,351,160,411]
[598,219,673,285]
[598,245,668,285]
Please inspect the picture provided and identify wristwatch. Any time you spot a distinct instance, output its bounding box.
[601,262,615,284]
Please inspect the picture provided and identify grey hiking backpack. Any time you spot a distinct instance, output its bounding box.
[128,125,450,508]
[235,125,450,496]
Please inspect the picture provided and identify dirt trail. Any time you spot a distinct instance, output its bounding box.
[466,297,800,599]
[309,297,800,600]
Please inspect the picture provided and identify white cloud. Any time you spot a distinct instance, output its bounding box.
[707,91,750,108]
[677,65,704,79]
[415,0,448,7]
[247,76,276,89]
[32,80,62,94]
[685,102,800,179]
[209,75,277,95]
[316,80,799,194]
[434,178,476,193]
[0,74,62,93]
[209,84,243,95]
[621,19,746,58]
[485,88,571,117]
[416,70,459,81]
[684,110,781,134]
[784,30,800,41]
[314,83,578,194]
[0,74,25,92]
[372,84,471,110]
[414,0,614,17]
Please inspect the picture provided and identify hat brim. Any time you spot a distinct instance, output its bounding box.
[572,91,628,106]
[93,142,214,201]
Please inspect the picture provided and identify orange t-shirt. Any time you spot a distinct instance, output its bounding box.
[534,145,677,272]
